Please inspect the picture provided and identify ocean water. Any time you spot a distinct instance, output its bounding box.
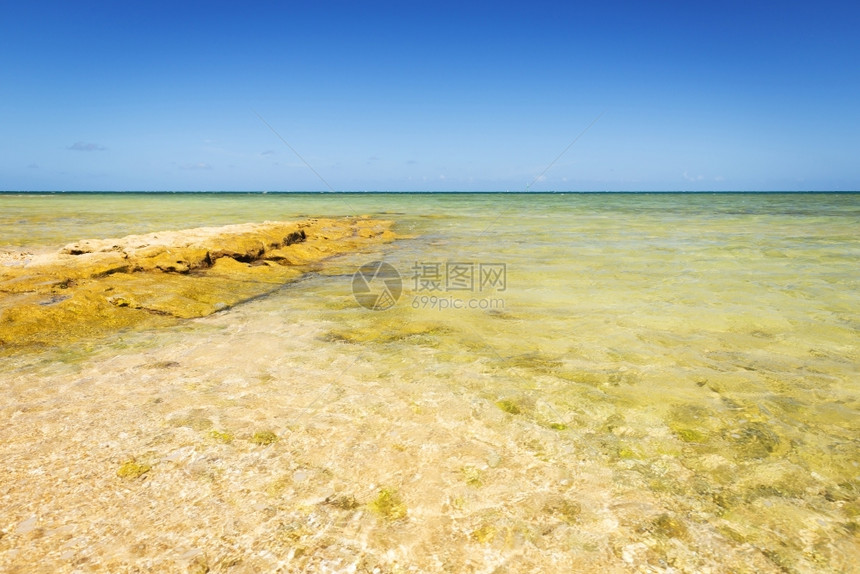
[1,192,858,572]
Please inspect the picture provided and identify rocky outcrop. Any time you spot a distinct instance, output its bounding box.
[0,218,395,350]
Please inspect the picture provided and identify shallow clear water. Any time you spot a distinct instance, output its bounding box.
[1,192,858,572]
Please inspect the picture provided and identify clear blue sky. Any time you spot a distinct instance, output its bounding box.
[2,0,858,191]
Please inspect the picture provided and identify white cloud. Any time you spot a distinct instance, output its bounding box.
[683,171,704,182]
[179,162,213,170]
[68,141,106,151]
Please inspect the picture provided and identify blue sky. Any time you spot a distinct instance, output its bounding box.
[1,0,858,191]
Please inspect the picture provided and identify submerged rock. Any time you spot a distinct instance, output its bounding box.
[724,421,785,460]
[323,493,359,510]
[251,430,278,446]
[495,399,523,415]
[209,429,234,443]
[117,459,152,479]
[470,523,497,543]
[646,513,689,540]
[369,488,407,521]
[0,218,395,351]
[543,496,582,524]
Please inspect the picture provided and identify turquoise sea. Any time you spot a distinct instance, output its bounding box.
[1,192,858,572]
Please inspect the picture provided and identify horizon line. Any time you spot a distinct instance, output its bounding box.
[2,190,858,195]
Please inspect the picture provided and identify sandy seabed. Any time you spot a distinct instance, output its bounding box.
[1,196,858,573]
[2,298,857,574]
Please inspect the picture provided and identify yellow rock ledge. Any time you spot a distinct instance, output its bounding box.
[0,218,395,350]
